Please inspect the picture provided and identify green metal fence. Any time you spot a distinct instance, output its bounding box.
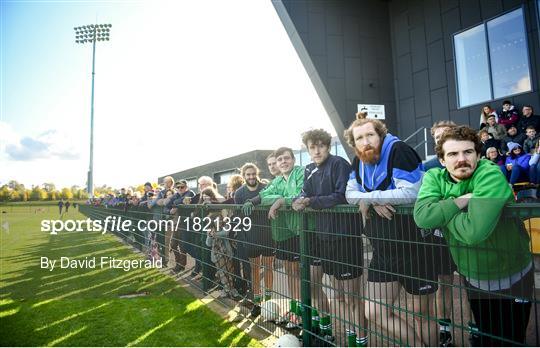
[79,203,540,347]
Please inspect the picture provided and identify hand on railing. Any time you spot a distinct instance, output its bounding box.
[268,198,285,220]
[373,204,396,220]
[292,197,310,212]
[241,201,254,216]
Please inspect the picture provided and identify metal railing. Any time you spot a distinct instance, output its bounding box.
[79,203,540,347]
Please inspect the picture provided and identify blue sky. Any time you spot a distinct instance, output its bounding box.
[1,0,335,188]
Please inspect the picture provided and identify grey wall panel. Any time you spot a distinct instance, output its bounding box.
[445,60,458,110]
[424,0,443,43]
[413,70,432,117]
[394,12,411,56]
[327,36,345,78]
[441,8,461,61]
[343,16,361,57]
[440,0,459,13]
[450,108,470,125]
[399,97,416,136]
[308,12,326,56]
[411,26,428,72]
[459,0,482,28]
[431,87,450,120]
[480,0,503,18]
[427,40,447,89]
[397,54,414,99]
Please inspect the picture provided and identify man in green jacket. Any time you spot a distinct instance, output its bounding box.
[242,146,305,328]
[414,125,533,346]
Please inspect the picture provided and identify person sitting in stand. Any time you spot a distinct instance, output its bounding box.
[485,146,505,166]
[500,142,531,184]
[523,126,540,154]
[501,125,526,153]
[480,114,506,140]
[498,100,520,130]
[529,139,540,185]
[479,104,498,129]
[478,130,501,158]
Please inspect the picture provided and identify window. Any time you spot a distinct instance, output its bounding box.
[454,8,531,108]
[213,169,236,185]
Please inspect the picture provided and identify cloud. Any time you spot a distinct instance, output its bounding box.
[1,123,80,161]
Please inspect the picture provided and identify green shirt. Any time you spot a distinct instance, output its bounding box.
[259,166,305,241]
[414,159,530,280]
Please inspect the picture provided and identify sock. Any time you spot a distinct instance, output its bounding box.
[346,330,356,347]
[253,294,262,304]
[439,318,451,332]
[319,316,332,336]
[311,309,320,333]
[289,299,297,314]
[356,336,368,347]
[264,289,272,301]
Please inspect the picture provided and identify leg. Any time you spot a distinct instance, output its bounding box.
[284,260,301,300]
[509,166,523,184]
[341,276,367,344]
[310,264,330,314]
[261,255,274,298]
[365,281,424,346]
[250,256,262,301]
[410,293,438,347]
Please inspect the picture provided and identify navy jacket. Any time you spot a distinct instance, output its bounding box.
[298,154,358,239]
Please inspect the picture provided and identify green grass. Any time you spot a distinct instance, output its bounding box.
[0,205,260,346]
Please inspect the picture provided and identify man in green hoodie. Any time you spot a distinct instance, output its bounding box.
[414,125,533,346]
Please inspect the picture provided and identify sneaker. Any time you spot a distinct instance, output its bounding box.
[439,330,453,347]
[250,304,261,318]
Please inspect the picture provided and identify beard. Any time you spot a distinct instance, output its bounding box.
[451,162,474,180]
[356,145,381,164]
[246,178,259,188]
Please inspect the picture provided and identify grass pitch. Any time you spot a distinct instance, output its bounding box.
[0,205,260,346]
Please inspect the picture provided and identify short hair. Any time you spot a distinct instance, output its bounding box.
[486,146,498,154]
[200,187,223,202]
[163,176,174,186]
[266,152,276,160]
[227,174,245,192]
[301,128,332,148]
[478,129,489,136]
[240,162,260,177]
[435,126,483,159]
[523,105,534,112]
[198,176,214,185]
[503,100,511,105]
[275,147,295,160]
[526,125,536,131]
[344,113,388,149]
[431,120,457,137]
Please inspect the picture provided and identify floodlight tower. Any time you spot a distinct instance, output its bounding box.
[74,23,112,199]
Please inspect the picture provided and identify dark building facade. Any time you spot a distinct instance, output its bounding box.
[158,150,274,193]
[272,0,540,154]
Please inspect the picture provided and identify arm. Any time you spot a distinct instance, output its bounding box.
[413,171,462,229]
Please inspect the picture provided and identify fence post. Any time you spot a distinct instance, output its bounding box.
[299,211,312,346]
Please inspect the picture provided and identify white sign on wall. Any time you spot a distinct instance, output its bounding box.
[357,104,385,119]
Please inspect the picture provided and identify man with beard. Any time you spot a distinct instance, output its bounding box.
[242,147,304,328]
[414,126,533,346]
[292,128,366,346]
[344,114,438,347]
[234,163,274,317]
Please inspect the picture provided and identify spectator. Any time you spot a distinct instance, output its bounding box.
[529,139,540,185]
[501,125,526,153]
[485,146,505,165]
[234,163,273,317]
[225,174,244,202]
[480,114,506,140]
[479,130,501,158]
[292,128,365,346]
[501,142,531,184]
[498,100,519,129]
[479,104,498,128]
[266,152,280,179]
[424,121,456,171]
[344,114,438,347]
[517,105,540,134]
[139,182,154,206]
[242,147,305,329]
[201,188,240,300]
[523,125,539,154]
[414,126,533,346]
[168,180,195,273]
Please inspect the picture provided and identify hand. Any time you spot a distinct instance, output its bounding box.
[454,193,473,210]
[170,208,177,215]
[242,201,254,216]
[292,197,309,212]
[358,201,371,227]
[506,164,513,171]
[372,204,396,220]
[183,197,192,205]
[268,198,285,220]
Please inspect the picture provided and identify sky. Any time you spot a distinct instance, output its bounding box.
[0,0,336,189]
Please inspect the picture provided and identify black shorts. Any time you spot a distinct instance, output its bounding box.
[309,235,364,280]
[239,225,275,259]
[275,236,300,261]
[365,216,438,295]
[427,229,458,276]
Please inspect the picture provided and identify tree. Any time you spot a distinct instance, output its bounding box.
[43,183,56,193]
[0,186,10,202]
[61,188,73,200]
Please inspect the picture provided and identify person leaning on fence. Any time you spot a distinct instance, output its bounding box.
[344,113,439,347]
[234,163,274,318]
[168,180,195,273]
[414,125,534,346]
[242,147,305,329]
[292,128,367,347]
[266,152,281,179]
